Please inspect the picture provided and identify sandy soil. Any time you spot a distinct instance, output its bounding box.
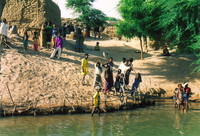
[0,36,199,110]
[83,38,200,97]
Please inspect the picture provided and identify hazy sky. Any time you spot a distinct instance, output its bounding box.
[52,0,121,19]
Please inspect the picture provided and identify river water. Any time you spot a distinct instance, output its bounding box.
[0,100,200,136]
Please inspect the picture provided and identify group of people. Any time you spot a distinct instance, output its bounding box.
[81,53,142,95]
[62,22,75,38]
[80,53,143,116]
[174,82,192,111]
[41,22,85,54]
[21,21,64,60]
[23,31,39,51]
[1,19,193,116]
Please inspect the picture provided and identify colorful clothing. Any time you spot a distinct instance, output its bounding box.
[50,37,63,59]
[93,92,100,107]
[33,37,38,51]
[55,37,63,48]
[176,89,183,105]
[183,87,191,102]
[34,44,38,51]
[81,58,88,75]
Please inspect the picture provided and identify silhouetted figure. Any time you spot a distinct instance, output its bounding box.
[163,46,170,56]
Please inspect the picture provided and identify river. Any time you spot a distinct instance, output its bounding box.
[0,100,200,136]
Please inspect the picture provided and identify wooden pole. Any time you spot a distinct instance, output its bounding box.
[6,83,16,114]
[5,83,15,106]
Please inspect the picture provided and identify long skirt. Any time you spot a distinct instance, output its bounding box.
[94,74,102,88]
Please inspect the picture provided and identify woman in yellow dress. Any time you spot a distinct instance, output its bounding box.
[81,53,89,85]
[91,86,101,116]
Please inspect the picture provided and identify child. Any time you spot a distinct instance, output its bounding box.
[119,73,125,96]
[50,33,63,60]
[114,69,121,94]
[94,42,100,51]
[176,84,184,110]
[183,82,191,110]
[23,31,29,50]
[33,32,38,51]
[130,73,142,96]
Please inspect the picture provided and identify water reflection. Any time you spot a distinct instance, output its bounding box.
[174,113,181,130]
[0,102,200,136]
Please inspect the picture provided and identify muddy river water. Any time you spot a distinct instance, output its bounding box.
[0,100,199,136]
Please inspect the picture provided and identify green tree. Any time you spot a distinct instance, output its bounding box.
[117,0,199,64]
[158,0,200,71]
[105,17,119,21]
[117,0,151,59]
[66,0,107,37]
[190,35,200,72]
[158,0,200,52]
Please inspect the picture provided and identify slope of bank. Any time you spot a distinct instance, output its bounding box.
[0,38,199,115]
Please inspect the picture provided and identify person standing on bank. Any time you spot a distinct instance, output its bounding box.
[114,69,122,94]
[33,31,39,51]
[46,22,53,49]
[81,53,89,85]
[23,31,29,50]
[104,65,113,94]
[91,86,101,116]
[0,18,9,44]
[130,73,142,96]
[93,62,102,88]
[50,33,63,60]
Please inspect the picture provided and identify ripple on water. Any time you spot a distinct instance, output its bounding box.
[0,103,200,136]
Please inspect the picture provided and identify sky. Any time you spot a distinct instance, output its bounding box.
[52,0,121,19]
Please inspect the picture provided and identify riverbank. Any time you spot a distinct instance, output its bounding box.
[0,93,156,116]
[0,37,199,116]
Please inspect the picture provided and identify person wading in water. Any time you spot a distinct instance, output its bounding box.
[176,84,184,111]
[183,82,191,110]
[91,86,101,116]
